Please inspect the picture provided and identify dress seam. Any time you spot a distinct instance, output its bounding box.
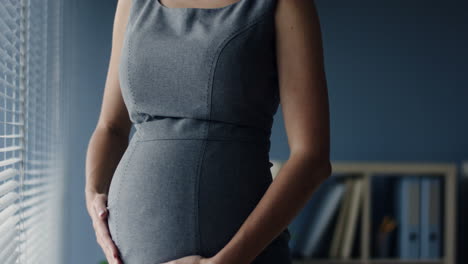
[135,138,268,142]
[197,7,275,256]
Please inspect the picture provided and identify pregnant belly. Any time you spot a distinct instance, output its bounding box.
[107,134,276,263]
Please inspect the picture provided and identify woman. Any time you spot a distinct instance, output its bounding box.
[85,0,331,263]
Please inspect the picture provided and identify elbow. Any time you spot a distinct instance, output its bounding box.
[310,158,332,181]
[96,121,131,139]
[299,150,332,177]
[290,149,332,180]
[320,160,332,179]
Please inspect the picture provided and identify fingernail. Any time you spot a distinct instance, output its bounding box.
[98,209,105,217]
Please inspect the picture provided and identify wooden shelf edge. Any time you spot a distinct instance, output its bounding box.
[292,258,444,264]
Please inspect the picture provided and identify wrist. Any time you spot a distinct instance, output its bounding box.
[209,252,248,264]
[84,189,107,211]
[85,185,108,196]
[205,256,222,264]
[201,257,219,264]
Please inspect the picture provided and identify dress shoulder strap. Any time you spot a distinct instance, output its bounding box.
[230,0,278,20]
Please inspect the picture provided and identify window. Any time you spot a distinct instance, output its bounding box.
[0,0,64,263]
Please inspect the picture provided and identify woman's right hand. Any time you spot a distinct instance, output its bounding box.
[86,191,122,264]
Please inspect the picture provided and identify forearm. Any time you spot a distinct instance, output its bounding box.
[84,126,128,211]
[211,153,332,264]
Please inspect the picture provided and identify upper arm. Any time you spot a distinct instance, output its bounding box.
[96,0,133,136]
[274,0,330,161]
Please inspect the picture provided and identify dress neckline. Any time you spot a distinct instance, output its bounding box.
[156,0,244,11]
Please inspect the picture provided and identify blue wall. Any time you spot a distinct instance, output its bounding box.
[62,0,118,263]
[63,0,467,263]
[272,1,468,161]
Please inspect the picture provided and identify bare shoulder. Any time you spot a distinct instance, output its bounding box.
[274,0,321,31]
[113,0,133,41]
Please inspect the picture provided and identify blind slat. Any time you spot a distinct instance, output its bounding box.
[0,215,20,248]
[5,250,20,264]
[22,185,50,197]
[21,195,47,208]
[0,133,23,139]
[0,145,23,152]
[0,236,19,262]
[0,180,20,197]
[0,168,19,181]
[23,177,50,185]
[0,204,20,223]
[24,169,54,176]
[0,157,22,167]
[0,192,20,211]
[20,202,45,220]
[0,227,17,257]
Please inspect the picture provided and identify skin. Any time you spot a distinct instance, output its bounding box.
[84,0,331,264]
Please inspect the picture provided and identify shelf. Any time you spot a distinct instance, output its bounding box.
[280,161,457,264]
[293,259,363,264]
[292,258,444,264]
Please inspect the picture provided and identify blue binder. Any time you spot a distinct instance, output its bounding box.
[420,176,442,259]
[301,177,346,257]
[287,176,344,257]
[395,176,421,259]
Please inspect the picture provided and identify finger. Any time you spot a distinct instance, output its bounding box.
[94,217,120,259]
[94,197,108,219]
[115,256,123,264]
[96,232,114,264]
[98,231,121,264]
[91,196,121,263]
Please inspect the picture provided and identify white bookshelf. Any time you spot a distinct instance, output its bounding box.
[286,162,457,264]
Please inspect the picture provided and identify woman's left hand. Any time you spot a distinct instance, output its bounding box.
[159,255,215,264]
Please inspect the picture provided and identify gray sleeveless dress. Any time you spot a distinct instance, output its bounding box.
[106,0,292,263]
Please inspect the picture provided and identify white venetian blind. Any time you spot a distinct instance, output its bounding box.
[0,0,65,263]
